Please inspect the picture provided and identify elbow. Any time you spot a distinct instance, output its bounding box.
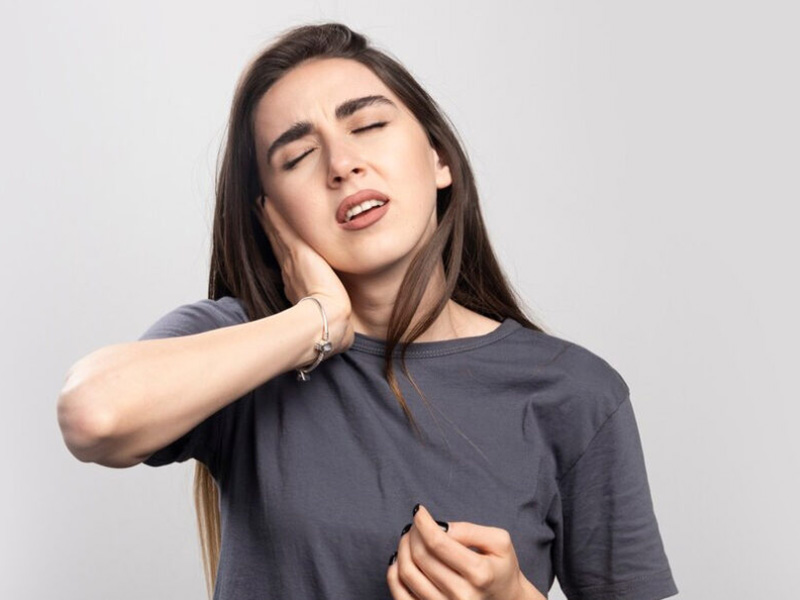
[57,360,118,464]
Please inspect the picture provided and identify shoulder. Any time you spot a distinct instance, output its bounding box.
[201,296,250,325]
[456,307,504,337]
[138,295,250,340]
[171,295,250,327]
[549,333,629,407]
[507,325,632,468]
[505,323,629,406]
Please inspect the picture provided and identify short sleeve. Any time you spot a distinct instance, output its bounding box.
[546,396,679,600]
[137,296,249,472]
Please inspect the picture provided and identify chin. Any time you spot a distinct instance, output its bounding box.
[332,248,415,279]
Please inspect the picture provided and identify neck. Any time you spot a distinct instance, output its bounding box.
[337,259,463,343]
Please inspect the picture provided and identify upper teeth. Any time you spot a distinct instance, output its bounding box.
[345,199,386,222]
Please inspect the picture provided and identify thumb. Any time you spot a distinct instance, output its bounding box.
[446,520,512,556]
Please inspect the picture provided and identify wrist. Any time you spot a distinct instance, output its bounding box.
[516,572,545,600]
[290,299,328,369]
[294,296,335,381]
[308,294,351,351]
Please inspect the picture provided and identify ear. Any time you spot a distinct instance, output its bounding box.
[253,194,268,230]
[432,145,452,190]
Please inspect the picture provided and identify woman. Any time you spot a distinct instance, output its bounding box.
[57,22,678,600]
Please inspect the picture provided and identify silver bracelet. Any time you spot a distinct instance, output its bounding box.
[295,296,333,382]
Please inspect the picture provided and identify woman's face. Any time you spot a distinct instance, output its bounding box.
[253,57,452,277]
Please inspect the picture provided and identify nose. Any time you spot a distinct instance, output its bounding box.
[326,138,366,186]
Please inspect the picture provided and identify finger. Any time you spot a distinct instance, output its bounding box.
[412,505,486,581]
[406,520,473,599]
[395,525,448,600]
[386,555,420,600]
[262,195,304,245]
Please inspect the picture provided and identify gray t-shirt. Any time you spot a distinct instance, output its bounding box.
[139,296,678,600]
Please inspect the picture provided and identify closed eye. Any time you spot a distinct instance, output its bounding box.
[353,121,388,134]
[281,121,388,171]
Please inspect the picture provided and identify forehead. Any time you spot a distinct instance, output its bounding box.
[254,58,403,140]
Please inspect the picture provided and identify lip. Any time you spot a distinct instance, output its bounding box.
[339,201,389,231]
[336,189,390,225]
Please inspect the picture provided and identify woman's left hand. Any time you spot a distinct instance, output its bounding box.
[386,505,546,600]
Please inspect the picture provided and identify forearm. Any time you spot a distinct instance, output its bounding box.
[57,299,333,467]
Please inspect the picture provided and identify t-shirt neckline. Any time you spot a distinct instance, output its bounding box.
[349,317,521,358]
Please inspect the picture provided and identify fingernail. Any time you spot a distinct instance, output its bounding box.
[436,520,449,532]
[400,522,412,536]
[388,551,397,566]
[412,503,420,516]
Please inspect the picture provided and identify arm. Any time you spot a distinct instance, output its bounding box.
[57,298,348,468]
[517,574,546,600]
[549,397,678,599]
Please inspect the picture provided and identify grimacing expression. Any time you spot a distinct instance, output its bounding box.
[254,57,452,277]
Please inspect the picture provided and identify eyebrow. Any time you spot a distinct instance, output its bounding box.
[265,94,398,166]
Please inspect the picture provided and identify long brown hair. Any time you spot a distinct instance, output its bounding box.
[193,21,546,597]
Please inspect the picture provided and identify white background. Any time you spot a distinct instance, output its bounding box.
[2,1,797,598]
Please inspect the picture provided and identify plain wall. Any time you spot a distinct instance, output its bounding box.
[2,1,797,598]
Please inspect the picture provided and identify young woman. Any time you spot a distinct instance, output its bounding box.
[57,22,678,600]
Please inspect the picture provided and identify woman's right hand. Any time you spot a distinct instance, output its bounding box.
[255,194,355,355]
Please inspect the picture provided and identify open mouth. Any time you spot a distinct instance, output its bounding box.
[339,199,390,230]
[344,199,387,223]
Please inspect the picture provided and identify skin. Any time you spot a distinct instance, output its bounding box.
[252,57,544,598]
[388,505,547,600]
[252,56,501,342]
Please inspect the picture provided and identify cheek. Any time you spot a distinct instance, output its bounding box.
[399,146,440,216]
[288,208,328,244]
[382,135,439,206]
[269,193,325,240]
